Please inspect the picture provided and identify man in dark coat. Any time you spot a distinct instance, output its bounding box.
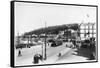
[18,50,21,57]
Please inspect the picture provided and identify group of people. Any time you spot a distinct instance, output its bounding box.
[89,38,96,60]
[33,54,43,64]
[66,39,80,49]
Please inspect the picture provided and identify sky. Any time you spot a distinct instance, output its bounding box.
[15,2,96,36]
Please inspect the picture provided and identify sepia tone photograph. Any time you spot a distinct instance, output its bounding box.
[11,1,98,67]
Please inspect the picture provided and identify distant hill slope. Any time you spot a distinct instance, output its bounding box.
[24,23,79,36]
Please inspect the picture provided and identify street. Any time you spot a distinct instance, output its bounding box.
[15,42,95,66]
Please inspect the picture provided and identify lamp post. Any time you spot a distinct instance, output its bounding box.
[17,32,20,47]
[44,21,47,60]
[92,23,95,37]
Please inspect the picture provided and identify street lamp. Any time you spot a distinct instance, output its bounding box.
[44,21,47,60]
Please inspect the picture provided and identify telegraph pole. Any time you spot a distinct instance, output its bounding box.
[87,14,90,37]
[17,32,20,47]
[44,21,47,60]
[92,23,95,37]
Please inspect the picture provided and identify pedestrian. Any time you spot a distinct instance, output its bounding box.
[89,38,95,60]
[18,50,21,57]
[33,54,40,64]
[72,40,76,48]
[33,54,38,64]
[38,54,43,61]
[58,53,61,57]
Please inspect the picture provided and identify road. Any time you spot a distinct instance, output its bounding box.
[15,42,92,66]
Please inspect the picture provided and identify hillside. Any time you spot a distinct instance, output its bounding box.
[24,23,79,36]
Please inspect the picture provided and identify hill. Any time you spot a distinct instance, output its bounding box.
[24,23,79,36]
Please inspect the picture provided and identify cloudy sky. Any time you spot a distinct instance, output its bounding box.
[15,2,96,36]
